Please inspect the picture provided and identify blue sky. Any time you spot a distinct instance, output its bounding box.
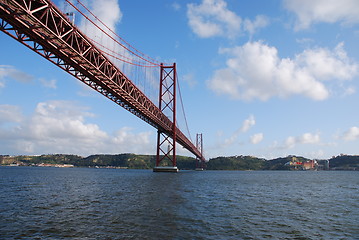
[1,0,359,159]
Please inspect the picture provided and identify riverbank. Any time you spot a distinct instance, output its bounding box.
[1,153,358,170]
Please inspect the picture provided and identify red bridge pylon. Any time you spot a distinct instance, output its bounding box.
[154,63,178,172]
[195,133,205,170]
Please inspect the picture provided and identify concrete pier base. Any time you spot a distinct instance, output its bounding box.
[153,166,179,172]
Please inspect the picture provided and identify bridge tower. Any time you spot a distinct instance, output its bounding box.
[195,133,205,170]
[153,63,178,172]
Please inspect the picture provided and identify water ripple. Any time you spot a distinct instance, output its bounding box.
[0,167,358,239]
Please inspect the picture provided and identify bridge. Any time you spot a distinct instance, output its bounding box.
[0,0,205,172]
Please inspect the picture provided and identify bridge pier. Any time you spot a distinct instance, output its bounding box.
[153,166,179,172]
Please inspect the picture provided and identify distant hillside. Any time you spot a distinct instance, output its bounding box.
[0,154,196,169]
[0,154,83,166]
[79,154,154,168]
[206,155,316,170]
[1,154,358,170]
[206,155,265,170]
[329,155,359,170]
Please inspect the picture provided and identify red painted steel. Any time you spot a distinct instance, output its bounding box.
[196,133,205,169]
[0,0,205,161]
[156,64,177,167]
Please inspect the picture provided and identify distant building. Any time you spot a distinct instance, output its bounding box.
[285,157,317,170]
[285,156,303,170]
[302,160,316,170]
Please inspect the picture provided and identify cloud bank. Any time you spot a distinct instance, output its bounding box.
[0,65,34,88]
[223,115,256,146]
[283,0,359,30]
[342,126,359,141]
[208,41,358,101]
[283,133,321,149]
[79,0,122,41]
[0,101,154,156]
[187,0,268,38]
[250,133,264,144]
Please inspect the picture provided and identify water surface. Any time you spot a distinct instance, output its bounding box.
[0,167,358,239]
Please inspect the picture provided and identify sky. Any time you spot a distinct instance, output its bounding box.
[1,0,359,160]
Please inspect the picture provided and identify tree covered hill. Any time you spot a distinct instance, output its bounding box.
[205,155,316,170]
[329,154,359,170]
[206,155,266,170]
[1,154,358,170]
[0,154,197,169]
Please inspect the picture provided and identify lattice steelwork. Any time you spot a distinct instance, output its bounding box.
[0,0,205,161]
[196,133,205,169]
[156,64,177,167]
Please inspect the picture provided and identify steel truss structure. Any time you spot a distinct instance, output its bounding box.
[196,133,205,169]
[156,64,177,167]
[0,0,204,162]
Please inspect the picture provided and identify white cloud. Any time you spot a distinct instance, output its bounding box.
[283,0,359,30]
[40,78,57,89]
[207,41,358,101]
[92,0,122,30]
[112,127,152,148]
[343,86,356,96]
[172,2,181,11]
[79,0,122,40]
[224,115,256,146]
[182,73,197,88]
[300,133,321,144]
[243,15,269,37]
[240,115,255,132]
[30,101,104,140]
[342,127,359,141]
[186,0,269,38]
[0,101,154,156]
[75,0,145,89]
[297,43,358,81]
[250,133,263,144]
[282,132,320,149]
[302,149,325,159]
[187,0,241,38]
[0,65,34,87]
[0,105,23,124]
[187,0,269,38]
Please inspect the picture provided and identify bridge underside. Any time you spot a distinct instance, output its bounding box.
[0,0,205,164]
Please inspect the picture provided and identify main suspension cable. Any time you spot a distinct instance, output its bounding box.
[65,0,164,67]
[177,73,193,143]
[88,37,158,68]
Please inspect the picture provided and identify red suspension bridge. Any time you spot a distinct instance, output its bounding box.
[0,0,205,171]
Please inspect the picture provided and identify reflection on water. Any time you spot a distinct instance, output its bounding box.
[0,167,358,239]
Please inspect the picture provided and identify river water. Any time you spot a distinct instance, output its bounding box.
[0,167,358,239]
